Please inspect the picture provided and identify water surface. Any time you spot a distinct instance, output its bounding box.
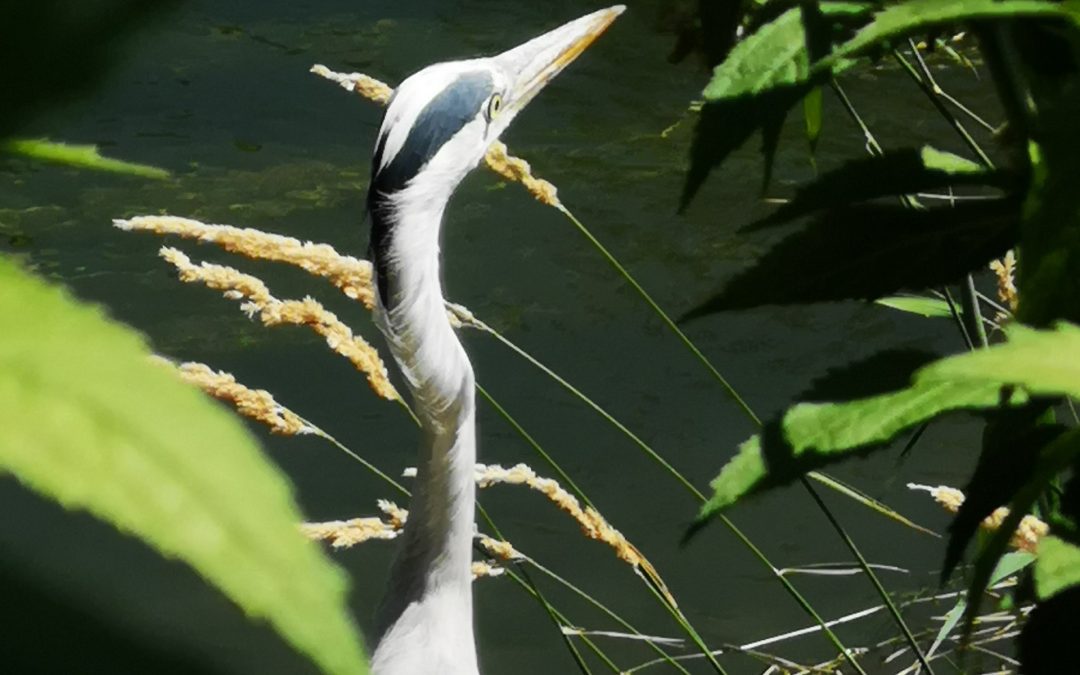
[0,2,1006,672]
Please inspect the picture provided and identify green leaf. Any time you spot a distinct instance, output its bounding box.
[876,296,953,318]
[682,3,869,208]
[0,258,367,675]
[920,145,985,175]
[828,0,1080,65]
[920,322,1080,398]
[682,0,1080,209]
[994,551,1037,586]
[2,138,170,179]
[702,2,870,99]
[695,380,1021,521]
[1036,536,1080,599]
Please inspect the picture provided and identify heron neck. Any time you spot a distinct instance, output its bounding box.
[373,194,478,646]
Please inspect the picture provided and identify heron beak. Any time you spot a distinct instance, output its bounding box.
[496,5,625,118]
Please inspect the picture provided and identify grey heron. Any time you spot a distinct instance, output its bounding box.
[365,6,625,674]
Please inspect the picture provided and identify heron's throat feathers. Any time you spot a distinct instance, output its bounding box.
[374,194,476,426]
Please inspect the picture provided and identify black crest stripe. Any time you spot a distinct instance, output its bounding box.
[367,71,494,307]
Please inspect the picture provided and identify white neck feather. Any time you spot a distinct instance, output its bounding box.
[371,180,480,675]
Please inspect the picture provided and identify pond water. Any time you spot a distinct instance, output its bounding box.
[1,1,1009,673]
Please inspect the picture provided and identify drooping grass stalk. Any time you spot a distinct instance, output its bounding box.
[475,383,593,508]
[475,383,729,674]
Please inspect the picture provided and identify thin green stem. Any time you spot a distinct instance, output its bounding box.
[518,556,693,675]
[961,275,990,349]
[894,44,996,169]
[475,503,597,675]
[555,203,761,427]
[942,286,975,351]
[802,480,936,675]
[469,318,702,501]
[498,567,621,673]
[475,382,593,509]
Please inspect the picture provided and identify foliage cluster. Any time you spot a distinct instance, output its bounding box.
[682,0,1080,669]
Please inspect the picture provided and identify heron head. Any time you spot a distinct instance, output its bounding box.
[368,6,624,209]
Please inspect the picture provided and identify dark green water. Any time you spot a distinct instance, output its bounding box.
[1,2,1008,673]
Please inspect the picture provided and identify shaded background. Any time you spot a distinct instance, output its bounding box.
[0,0,1006,672]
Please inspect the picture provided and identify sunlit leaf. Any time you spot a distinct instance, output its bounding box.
[702,4,869,100]
[693,380,1022,525]
[682,0,1079,208]
[0,258,367,675]
[920,322,1080,398]
[2,138,170,179]
[828,0,1080,65]
[920,145,985,175]
[1035,536,1080,599]
[876,296,953,318]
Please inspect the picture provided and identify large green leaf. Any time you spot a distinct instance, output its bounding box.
[702,3,868,100]
[694,322,1080,540]
[0,258,367,675]
[681,3,869,208]
[682,0,1080,208]
[828,0,1080,65]
[920,322,1080,397]
[694,380,1019,524]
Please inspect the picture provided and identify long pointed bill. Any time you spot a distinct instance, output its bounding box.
[496,5,625,117]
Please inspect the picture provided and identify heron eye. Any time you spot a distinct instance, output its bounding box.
[486,94,503,120]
